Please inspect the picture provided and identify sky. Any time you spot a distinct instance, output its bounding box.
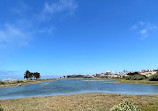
[0,0,158,79]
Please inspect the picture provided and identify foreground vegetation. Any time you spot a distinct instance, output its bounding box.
[0,93,158,111]
[0,79,57,89]
[110,100,140,111]
[0,104,4,111]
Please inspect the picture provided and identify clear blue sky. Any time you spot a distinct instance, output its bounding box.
[0,0,158,79]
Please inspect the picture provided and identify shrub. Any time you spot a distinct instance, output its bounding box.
[127,72,139,76]
[0,81,5,85]
[0,104,4,111]
[110,100,140,111]
[149,73,158,81]
[125,74,146,80]
[16,80,24,83]
[100,76,108,79]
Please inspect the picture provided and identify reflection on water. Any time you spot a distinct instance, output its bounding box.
[0,79,158,99]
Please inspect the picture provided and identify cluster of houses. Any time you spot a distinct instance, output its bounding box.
[94,69,158,78]
[95,71,126,78]
[139,69,158,77]
[1,78,18,82]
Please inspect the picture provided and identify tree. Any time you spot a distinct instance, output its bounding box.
[24,70,30,80]
[127,72,139,76]
[29,72,34,80]
[34,72,41,80]
[24,70,41,80]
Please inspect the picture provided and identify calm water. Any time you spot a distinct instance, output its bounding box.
[0,79,158,99]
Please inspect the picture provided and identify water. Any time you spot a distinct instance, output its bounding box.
[0,79,158,99]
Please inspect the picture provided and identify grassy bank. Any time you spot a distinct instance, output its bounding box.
[93,77,158,85]
[115,78,158,85]
[0,93,158,111]
[0,79,57,89]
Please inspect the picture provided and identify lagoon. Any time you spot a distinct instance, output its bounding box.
[0,79,158,99]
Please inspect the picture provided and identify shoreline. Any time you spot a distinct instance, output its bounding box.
[0,78,58,89]
[1,92,158,100]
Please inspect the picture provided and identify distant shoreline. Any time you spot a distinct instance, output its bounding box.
[0,78,58,89]
[1,77,158,89]
[90,77,158,85]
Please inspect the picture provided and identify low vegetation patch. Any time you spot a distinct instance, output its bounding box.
[110,100,140,111]
[0,104,4,111]
[149,73,158,81]
[0,81,5,85]
[125,74,146,80]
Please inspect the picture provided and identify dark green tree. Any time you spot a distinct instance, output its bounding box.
[34,72,41,80]
[24,70,41,80]
[24,70,30,80]
[29,72,34,80]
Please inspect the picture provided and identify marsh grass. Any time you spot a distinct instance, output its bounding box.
[0,93,158,111]
[93,78,158,85]
[116,79,158,85]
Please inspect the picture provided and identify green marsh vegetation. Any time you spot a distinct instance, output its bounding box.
[0,93,158,111]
